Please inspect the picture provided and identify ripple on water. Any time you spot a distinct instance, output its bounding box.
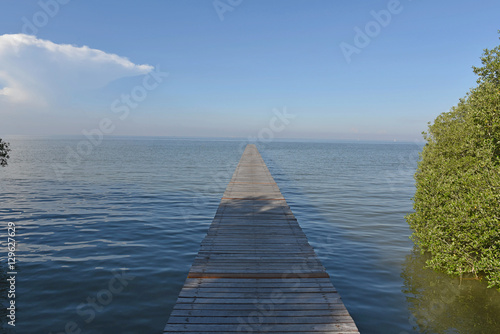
[1,139,499,333]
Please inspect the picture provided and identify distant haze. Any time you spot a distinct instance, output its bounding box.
[1,1,499,141]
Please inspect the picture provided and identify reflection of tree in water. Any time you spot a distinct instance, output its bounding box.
[401,248,500,333]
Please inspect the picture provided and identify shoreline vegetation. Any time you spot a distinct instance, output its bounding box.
[407,32,500,289]
[0,138,11,167]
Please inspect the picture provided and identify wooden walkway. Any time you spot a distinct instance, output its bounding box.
[164,144,359,333]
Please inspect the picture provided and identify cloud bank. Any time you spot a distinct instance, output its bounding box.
[0,34,153,109]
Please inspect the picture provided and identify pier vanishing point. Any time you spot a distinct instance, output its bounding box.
[164,144,359,333]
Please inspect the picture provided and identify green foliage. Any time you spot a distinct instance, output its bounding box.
[406,35,500,289]
[0,138,10,167]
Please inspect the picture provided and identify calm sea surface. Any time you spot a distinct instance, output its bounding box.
[1,138,499,333]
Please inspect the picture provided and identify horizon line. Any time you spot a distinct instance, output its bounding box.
[2,134,425,144]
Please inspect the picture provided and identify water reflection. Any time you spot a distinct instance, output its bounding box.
[401,248,500,333]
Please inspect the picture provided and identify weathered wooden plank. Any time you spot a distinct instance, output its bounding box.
[187,273,330,279]
[164,323,359,332]
[182,280,335,287]
[188,270,328,276]
[178,291,340,298]
[169,309,349,317]
[191,261,322,266]
[179,287,337,294]
[189,264,325,269]
[171,303,349,311]
[183,277,334,282]
[198,243,313,247]
[167,315,356,324]
[174,297,343,304]
[193,256,321,261]
[189,266,326,271]
[200,238,310,243]
[196,249,316,253]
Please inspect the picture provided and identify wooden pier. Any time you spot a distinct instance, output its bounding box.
[164,144,359,333]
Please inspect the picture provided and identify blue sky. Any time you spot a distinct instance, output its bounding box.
[0,0,499,141]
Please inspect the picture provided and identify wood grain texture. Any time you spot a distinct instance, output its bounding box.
[164,144,359,333]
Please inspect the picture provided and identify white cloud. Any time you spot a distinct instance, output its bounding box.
[0,34,153,109]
